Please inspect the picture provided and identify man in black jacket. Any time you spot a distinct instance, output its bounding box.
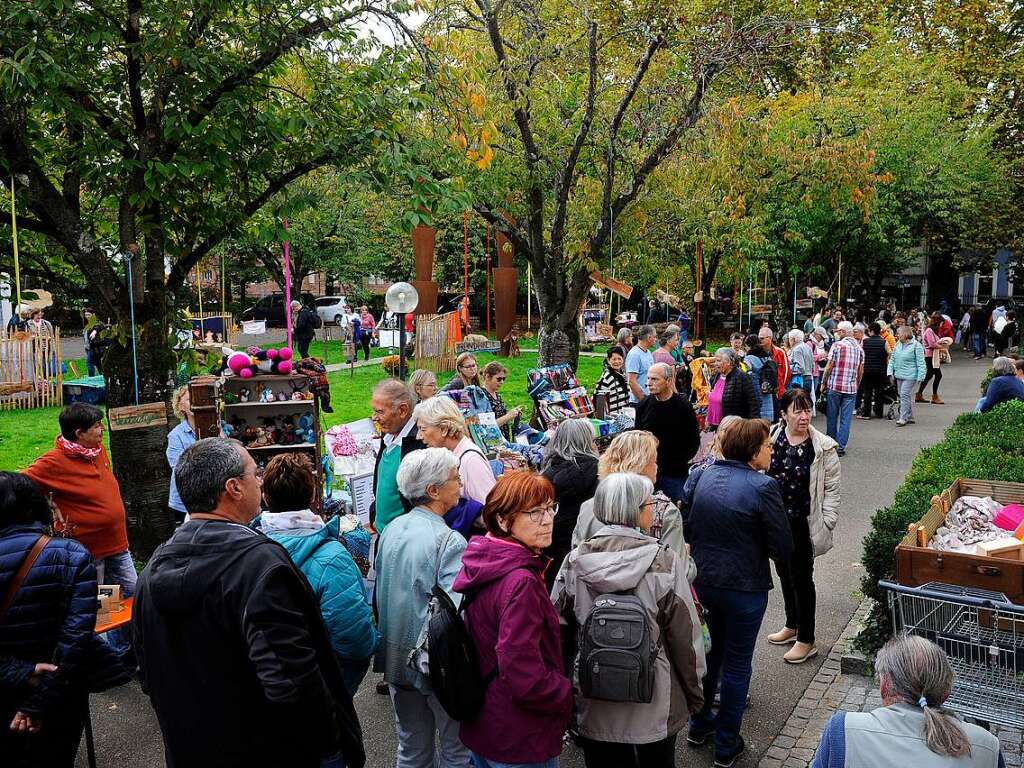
[132,438,365,768]
[635,362,701,505]
[292,299,320,358]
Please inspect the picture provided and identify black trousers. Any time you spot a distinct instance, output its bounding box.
[918,357,942,396]
[579,734,677,768]
[0,693,88,768]
[360,333,372,360]
[859,370,886,417]
[775,516,816,644]
[296,336,312,359]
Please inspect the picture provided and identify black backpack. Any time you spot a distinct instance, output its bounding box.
[425,585,496,721]
[578,592,658,703]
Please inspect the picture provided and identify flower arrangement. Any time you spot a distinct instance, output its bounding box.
[381,355,402,375]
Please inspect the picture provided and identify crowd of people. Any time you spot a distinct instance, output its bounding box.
[0,297,1015,768]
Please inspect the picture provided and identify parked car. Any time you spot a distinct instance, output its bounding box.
[314,296,349,326]
[241,292,316,327]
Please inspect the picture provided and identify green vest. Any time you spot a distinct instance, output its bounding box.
[374,443,405,532]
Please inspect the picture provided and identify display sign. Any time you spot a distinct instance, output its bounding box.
[795,298,814,310]
[108,402,168,432]
[347,471,375,525]
[751,304,773,315]
[456,339,501,354]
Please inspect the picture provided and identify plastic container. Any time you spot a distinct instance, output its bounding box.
[996,503,1024,532]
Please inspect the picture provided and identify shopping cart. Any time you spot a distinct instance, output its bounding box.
[880,580,1024,728]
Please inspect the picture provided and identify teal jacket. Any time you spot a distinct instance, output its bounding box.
[260,513,380,663]
[887,339,926,382]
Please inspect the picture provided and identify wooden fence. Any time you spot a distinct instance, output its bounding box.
[0,331,64,410]
[413,312,459,374]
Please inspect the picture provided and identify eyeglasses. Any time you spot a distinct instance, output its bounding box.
[495,376,506,382]
[460,363,477,370]
[526,504,557,523]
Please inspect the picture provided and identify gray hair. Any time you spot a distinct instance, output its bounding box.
[543,419,597,470]
[175,438,247,514]
[874,634,969,758]
[813,326,827,339]
[715,347,739,367]
[758,327,774,339]
[853,323,866,333]
[897,324,914,340]
[615,327,632,344]
[413,395,466,438]
[636,324,656,343]
[374,378,415,411]
[396,447,459,506]
[593,473,655,528]
[659,328,679,347]
[788,329,805,345]
[993,356,1016,376]
[648,362,674,381]
[290,300,301,309]
[836,320,854,335]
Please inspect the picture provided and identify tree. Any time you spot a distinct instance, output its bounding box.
[413,0,805,365]
[0,1,417,553]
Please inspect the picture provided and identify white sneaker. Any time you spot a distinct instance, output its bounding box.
[896,420,907,427]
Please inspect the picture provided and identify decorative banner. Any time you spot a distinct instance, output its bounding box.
[751,304,773,315]
[795,298,814,310]
[108,402,168,431]
[590,271,633,300]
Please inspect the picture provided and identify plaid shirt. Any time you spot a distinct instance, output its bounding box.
[826,337,864,393]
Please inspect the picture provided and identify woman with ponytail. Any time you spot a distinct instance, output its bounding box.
[812,634,1004,767]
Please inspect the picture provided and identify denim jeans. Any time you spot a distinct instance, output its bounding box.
[974,332,986,357]
[897,378,917,422]
[93,550,137,658]
[390,684,471,768]
[472,755,558,768]
[759,394,774,421]
[689,586,768,755]
[825,390,856,451]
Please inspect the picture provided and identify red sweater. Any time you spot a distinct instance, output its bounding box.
[24,444,129,559]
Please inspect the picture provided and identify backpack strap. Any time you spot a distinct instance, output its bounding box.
[0,534,51,622]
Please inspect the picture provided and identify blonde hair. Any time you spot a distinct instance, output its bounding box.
[170,385,191,420]
[599,430,659,478]
[412,396,467,439]
[711,415,742,458]
[408,369,438,401]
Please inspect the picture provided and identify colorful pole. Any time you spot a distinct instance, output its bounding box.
[463,211,469,299]
[283,218,293,350]
[9,178,22,310]
[527,263,532,329]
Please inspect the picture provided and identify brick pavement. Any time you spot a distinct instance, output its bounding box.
[758,600,1024,768]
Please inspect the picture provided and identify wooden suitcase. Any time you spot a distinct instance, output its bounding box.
[895,479,1024,602]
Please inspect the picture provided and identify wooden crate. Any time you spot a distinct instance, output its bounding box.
[896,479,1024,602]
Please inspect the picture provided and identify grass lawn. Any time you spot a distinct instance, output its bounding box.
[1,349,605,472]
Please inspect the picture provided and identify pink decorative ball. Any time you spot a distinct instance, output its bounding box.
[239,367,254,379]
[277,360,293,375]
[227,351,250,374]
[278,347,293,361]
[266,348,279,360]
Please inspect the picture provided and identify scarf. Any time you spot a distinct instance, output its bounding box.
[56,435,102,461]
[259,509,325,536]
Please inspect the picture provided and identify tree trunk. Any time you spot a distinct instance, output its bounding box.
[536,262,591,369]
[103,318,177,559]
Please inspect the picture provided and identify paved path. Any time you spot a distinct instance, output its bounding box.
[77,353,988,768]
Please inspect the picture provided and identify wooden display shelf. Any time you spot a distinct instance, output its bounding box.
[247,442,317,451]
[224,400,315,408]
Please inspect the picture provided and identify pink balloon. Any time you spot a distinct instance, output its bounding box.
[277,360,293,375]
[227,352,250,373]
[239,367,254,379]
[278,347,293,361]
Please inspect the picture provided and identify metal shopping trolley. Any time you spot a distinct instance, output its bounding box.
[880,580,1024,728]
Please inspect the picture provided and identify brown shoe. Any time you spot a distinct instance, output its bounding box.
[931,395,945,404]
[914,392,926,403]
[767,627,798,645]
[784,642,818,664]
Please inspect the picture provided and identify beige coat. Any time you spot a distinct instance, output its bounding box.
[769,423,841,557]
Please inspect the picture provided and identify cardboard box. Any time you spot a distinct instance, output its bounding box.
[976,538,1024,560]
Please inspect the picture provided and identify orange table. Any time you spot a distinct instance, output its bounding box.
[87,597,134,768]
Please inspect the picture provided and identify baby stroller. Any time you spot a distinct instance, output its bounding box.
[883,380,899,420]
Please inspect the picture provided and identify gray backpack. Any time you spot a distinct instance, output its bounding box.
[578,592,657,703]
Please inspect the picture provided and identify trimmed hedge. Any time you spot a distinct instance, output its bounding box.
[855,400,1024,654]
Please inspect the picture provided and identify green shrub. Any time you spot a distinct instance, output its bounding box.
[855,400,1024,655]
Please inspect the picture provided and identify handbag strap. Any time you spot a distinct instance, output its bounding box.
[0,534,51,622]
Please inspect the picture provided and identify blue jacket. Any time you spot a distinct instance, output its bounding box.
[0,523,102,715]
[259,514,379,664]
[981,375,1024,413]
[166,420,196,515]
[683,460,793,592]
[887,339,926,381]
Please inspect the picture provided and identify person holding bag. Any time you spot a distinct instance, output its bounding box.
[0,471,128,767]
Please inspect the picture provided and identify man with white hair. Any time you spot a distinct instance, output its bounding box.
[369,379,425,533]
[821,321,864,456]
[634,362,701,503]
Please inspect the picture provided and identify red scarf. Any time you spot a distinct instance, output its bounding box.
[56,435,102,461]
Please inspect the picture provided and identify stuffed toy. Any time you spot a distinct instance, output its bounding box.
[259,385,275,403]
[280,416,298,445]
[238,387,251,403]
[297,413,315,444]
[226,346,294,379]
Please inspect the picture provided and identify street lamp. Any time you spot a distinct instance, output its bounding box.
[385,281,419,380]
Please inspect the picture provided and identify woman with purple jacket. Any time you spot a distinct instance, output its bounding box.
[453,470,574,768]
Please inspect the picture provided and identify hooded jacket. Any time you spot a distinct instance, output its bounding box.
[552,526,706,745]
[132,519,365,768]
[452,535,573,764]
[542,453,599,566]
[258,511,379,663]
[768,424,841,557]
